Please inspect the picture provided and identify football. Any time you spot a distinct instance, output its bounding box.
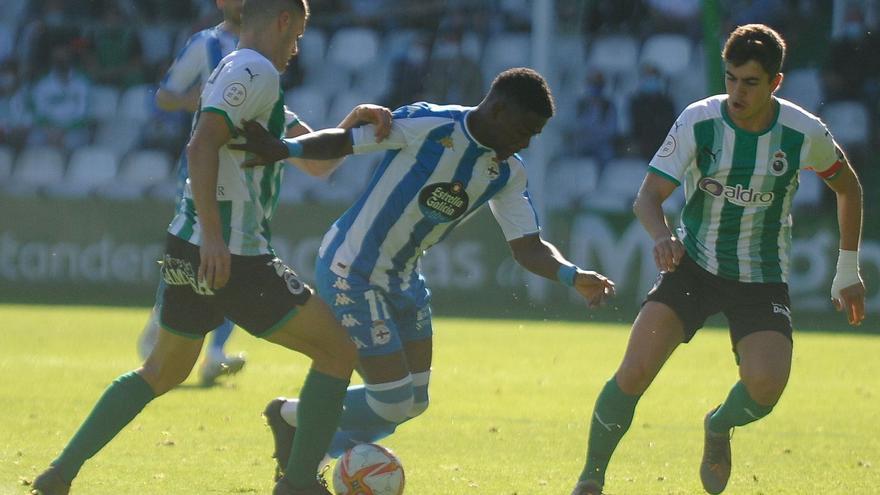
[332,443,405,495]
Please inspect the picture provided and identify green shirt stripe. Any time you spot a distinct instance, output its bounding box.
[758,126,803,281]
[715,131,758,279]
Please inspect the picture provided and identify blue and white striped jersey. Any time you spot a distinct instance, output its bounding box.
[160,24,239,95]
[317,102,541,292]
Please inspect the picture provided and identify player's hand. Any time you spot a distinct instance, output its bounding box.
[198,235,231,291]
[653,235,684,272]
[574,271,616,308]
[230,120,289,167]
[352,104,393,142]
[832,281,866,326]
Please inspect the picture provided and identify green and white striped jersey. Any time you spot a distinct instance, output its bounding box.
[649,95,843,283]
[168,48,287,256]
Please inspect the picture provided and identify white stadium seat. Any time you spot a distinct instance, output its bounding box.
[777,68,823,114]
[821,100,869,148]
[639,34,692,76]
[587,34,639,76]
[285,87,330,128]
[139,25,175,65]
[327,27,380,72]
[545,157,600,211]
[583,157,647,212]
[298,27,327,68]
[100,149,173,200]
[327,91,372,129]
[8,146,65,195]
[89,85,121,123]
[47,146,119,198]
[482,32,531,83]
[119,84,155,123]
[95,121,143,155]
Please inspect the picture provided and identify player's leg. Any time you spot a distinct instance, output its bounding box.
[136,276,166,360]
[700,286,793,494]
[574,302,684,492]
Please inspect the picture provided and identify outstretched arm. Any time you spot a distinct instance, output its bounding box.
[823,155,865,326]
[509,234,615,308]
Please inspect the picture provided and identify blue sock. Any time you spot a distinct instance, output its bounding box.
[327,379,414,457]
[209,319,234,356]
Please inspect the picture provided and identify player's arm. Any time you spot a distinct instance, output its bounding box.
[286,104,393,177]
[156,85,202,113]
[509,234,615,308]
[186,112,233,290]
[822,152,865,326]
[634,172,685,272]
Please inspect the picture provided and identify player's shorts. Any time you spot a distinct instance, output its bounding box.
[645,253,792,345]
[159,234,312,338]
[315,258,433,358]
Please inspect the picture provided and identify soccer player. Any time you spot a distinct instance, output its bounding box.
[30,2,391,494]
[569,24,866,495]
[138,0,247,385]
[230,67,617,481]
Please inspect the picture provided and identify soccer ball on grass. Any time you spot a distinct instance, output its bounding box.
[332,443,405,495]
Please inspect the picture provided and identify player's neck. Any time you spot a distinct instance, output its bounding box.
[220,20,241,36]
[729,97,777,133]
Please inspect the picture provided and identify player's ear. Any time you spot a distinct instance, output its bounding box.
[770,72,783,93]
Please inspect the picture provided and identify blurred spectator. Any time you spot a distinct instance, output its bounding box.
[27,45,92,150]
[629,64,675,158]
[569,70,617,165]
[583,0,645,35]
[424,29,484,106]
[83,1,144,87]
[824,1,880,103]
[0,59,32,149]
[724,0,786,32]
[141,99,189,157]
[645,0,701,36]
[383,35,430,109]
[16,0,82,79]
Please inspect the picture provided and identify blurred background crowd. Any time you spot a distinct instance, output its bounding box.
[0,0,877,216]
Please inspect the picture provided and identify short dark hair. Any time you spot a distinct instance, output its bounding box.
[242,0,308,26]
[723,24,786,77]
[489,67,555,118]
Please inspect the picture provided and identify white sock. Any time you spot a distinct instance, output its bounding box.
[207,346,227,363]
[280,398,299,427]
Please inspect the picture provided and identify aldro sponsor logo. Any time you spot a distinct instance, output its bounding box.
[698,178,774,207]
[418,181,469,223]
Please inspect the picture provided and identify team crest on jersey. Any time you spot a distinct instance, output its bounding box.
[657,134,676,157]
[769,150,788,176]
[418,181,469,223]
[371,320,391,345]
[223,82,246,106]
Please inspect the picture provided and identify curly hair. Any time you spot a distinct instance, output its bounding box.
[489,67,555,118]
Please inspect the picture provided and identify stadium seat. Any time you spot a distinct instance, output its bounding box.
[587,34,639,76]
[47,146,119,198]
[793,169,824,209]
[544,157,600,211]
[100,149,173,200]
[352,57,392,101]
[119,84,155,123]
[95,121,143,155]
[279,165,324,204]
[0,146,14,183]
[639,34,692,76]
[583,157,647,212]
[777,68,823,114]
[302,62,352,96]
[298,27,327,69]
[139,24,175,65]
[89,85,121,123]
[8,146,66,195]
[327,27,380,72]
[383,29,420,60]
[326,91,372,128]
[285,87,330,128]
[821,100,870,147]
[482,32,531,82]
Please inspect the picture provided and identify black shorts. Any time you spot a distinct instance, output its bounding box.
[644,253,792,345]
[159,234,312,338]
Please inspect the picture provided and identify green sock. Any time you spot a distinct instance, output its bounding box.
[285,369,349,489]
[708,381,774,434]
[579,377,641,487]
[54,371,155,482]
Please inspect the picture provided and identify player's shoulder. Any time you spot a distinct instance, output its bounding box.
[392,101,470,121]
[678,94,726,124]
[216,49,277,83]
[775,96,828,137]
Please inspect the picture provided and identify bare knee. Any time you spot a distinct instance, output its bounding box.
[741,369,787,406]
[615,360,656,395]
[137,364,189,396]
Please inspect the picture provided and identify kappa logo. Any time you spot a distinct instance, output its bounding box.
[333,277,351,291]
[699,177,775,207]
[351,336,367,349]
[341,314,361,328]
[371,321,391,345]
[334,293,355,306]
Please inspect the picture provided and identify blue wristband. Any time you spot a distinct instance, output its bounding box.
[284,139,303,157]
[557,265,578,287]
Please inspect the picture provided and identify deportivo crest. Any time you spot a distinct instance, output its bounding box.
[223,82,246,106]
[371,321,391,345]
[769,150,788,176]
[418,181,469,223]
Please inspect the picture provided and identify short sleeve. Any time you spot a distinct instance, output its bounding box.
[160,33,205,93]
[647,113,697,186]
[200,58,277,135]
[803,121,844,180]
[488,162,541,241]
[351,122,408,154]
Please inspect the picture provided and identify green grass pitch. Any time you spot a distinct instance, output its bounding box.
[1,304,877,494]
